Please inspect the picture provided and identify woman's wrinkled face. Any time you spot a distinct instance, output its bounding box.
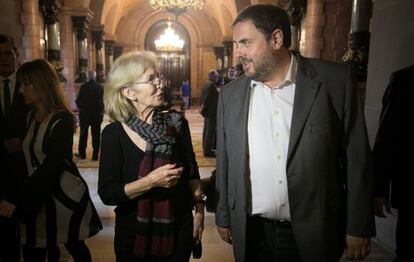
[130,68,164,109]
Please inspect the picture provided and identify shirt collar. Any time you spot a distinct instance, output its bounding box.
[0,72,16,82]
[250,53,297,89]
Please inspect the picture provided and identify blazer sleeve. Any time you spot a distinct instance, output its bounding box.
[215,91,230,228]
[343,65,375,237]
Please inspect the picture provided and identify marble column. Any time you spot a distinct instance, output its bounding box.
[40,0,66,82]
[21,0,42,60]
[72,16,89,83]
[213,46,224,72]
[92,29,105,82]
[343,0,372,81]
[222,40,233,69]
[280,0,306,51]
[113,45,124,61]
[105,40,115,73]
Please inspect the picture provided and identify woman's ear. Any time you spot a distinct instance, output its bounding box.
[121,87,137,101]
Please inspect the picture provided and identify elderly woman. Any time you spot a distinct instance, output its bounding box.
[0,59,102,261]
[98,51,204,262]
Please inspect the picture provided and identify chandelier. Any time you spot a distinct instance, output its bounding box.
[154,21,185,52]
[149,0,206,16]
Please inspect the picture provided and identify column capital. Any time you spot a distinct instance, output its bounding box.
[72,16,91,40]
[39,0,62,24]
[280,0,307,26]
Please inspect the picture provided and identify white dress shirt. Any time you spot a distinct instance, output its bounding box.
[0,72,16,113]
[247,54,297,220]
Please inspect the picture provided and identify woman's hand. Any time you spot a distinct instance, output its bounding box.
[124,164,183,199]
[147,164,183,188]
[193,206,204,243]
[0,200,16,218]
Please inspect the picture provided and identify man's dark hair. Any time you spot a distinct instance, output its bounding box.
[0,34,18,53]
[232,4,291,48]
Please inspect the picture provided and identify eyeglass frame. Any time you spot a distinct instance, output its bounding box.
[133,73,163,89]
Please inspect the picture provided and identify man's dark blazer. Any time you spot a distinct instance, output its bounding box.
[373,64,414,209]
[0,81,29,202]
[75,79,104,123]
[215,54,375,262]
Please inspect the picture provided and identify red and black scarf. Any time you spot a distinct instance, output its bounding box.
[126,110,181,259]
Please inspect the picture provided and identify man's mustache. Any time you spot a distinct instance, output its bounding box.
[238,57,252,64]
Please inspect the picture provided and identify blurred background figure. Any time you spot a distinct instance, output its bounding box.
[181,80,191,110]
[75,70,104,161]
[224,66,237,84]
[0,59,101,262]
[373,64,414,262]
[0,33,28,262]
[199,70,219,157]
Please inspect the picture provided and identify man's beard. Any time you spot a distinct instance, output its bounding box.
[240,47,278,82]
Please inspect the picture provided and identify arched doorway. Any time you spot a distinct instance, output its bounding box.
[145,20,191,104]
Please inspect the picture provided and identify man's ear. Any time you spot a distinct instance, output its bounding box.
[270,29,284,50]
[121,87,137,101]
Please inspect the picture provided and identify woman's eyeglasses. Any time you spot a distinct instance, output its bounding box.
[134,73,163,89]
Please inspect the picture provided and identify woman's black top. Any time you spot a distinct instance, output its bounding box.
[98,119,200,235]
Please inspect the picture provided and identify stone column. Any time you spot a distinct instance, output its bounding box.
[21,0,42,61]
[222,40,233,70]
[39,0,66,81]
[92,29,105,82]
[72,16,90,83]
[281,0,306,51]
[213,46,224,72]
[105,40,115,73]
[343,0,372,81]
[113,45,124,61]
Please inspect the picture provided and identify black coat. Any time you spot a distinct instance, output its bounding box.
[75,80,104,122]
[373,64,414,209]
[0,81,29,203]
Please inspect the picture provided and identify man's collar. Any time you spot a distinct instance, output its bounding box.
[250,52,297,89]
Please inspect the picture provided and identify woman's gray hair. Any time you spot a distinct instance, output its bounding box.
[104,51,158,122]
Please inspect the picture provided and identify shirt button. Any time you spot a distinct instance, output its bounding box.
[281,204,286,207]
[277,155,281,160]
[279,180,283,184]
[276,132,279,136]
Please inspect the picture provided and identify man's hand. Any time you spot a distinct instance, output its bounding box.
[374,197,391,218]
[0,200,16,218]
[217,226,232,244]
[345,234,371,260]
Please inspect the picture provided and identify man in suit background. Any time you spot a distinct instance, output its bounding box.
[0,34,28,262]
[215,5,375,262]
[373,64,413,262]
[199,70,219,157]
[75,70,104,161]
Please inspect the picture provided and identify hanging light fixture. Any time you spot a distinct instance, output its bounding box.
[149,0,206,16]
[154,21,185,52]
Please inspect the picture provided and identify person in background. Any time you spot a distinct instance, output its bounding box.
[199,70,219,157]
[215,4,375,262]
[98,51,204,262]
[181,80,191,110]
[373,64,414,262]
[75,70,104,161]
[0,33,29,262]
[224,66,237,84]
[0,59,102,261]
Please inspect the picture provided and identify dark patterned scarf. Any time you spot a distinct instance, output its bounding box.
[126,110,178,259]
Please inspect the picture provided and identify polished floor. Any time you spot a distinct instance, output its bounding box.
[61,106,396,261]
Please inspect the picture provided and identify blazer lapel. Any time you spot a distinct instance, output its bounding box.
[287,56,321,167]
